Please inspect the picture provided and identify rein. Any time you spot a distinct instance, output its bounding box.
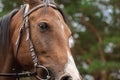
[0,2,57,80]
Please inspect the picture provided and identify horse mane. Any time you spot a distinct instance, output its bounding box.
[0,9,18,55]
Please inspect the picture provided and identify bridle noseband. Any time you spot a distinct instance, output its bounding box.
[0,2,57,80]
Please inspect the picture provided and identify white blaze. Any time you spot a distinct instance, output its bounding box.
[64,51,81,80]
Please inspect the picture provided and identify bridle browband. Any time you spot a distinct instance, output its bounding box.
[0,2,58,80]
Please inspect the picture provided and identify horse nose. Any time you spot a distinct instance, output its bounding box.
[60,74,73,80]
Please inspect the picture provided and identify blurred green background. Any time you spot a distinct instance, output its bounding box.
[0,0,120,80]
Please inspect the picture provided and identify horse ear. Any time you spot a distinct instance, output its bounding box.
[23,0,43,8]
[23,0,55,5]
[23,0,42,4]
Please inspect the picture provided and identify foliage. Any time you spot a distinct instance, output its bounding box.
[1,0,120,80]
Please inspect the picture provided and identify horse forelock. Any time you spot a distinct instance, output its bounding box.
[0,9,18,55]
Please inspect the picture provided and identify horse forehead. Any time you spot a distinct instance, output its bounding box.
[29,7,64,22]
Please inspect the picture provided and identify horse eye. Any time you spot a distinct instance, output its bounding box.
[38,22,49,31]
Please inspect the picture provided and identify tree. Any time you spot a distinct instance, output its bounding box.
[1,0,120,80]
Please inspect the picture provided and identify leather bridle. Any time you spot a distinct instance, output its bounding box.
[0,2,58,80]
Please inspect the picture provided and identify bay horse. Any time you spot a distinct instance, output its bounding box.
[0,0,81,80]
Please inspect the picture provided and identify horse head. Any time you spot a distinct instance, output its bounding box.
[9,0,82,80]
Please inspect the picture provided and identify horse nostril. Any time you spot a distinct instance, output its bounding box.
[60,75,73,80]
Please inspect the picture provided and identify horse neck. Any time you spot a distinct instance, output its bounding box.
[0,9,22,80]
[0,30,15,79]
[0,50,16,80]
